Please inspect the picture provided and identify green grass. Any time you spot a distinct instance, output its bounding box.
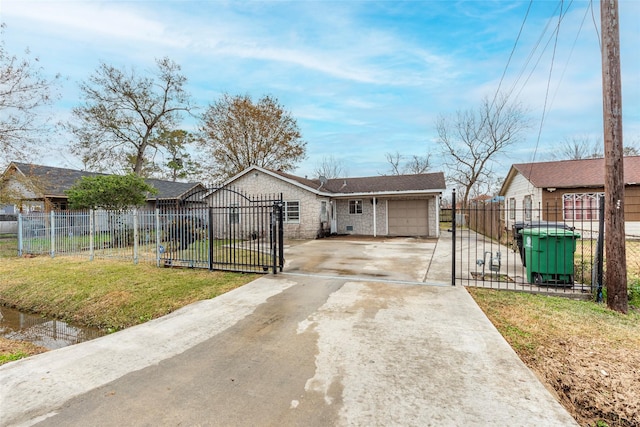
[468,287,640,426]
[0,352,29,364]
[0,234,258,365]
[0,256,257,331]
[468,288,640,356]
[0,234,18,257]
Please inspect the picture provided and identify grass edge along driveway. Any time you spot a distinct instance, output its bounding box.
[468,287,640,427]
[0,256,256,363]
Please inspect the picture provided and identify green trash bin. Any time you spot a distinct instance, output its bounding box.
[520,227,581,285]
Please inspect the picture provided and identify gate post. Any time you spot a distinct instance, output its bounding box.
[133,208,139,265]
[208,207,214,271]
[595,195,605,302]
[90,209,95,261]
[17,213,23,256]
[278,194,284,272]
[451,189,456,286]
[270,204,276,274]
[155,208,160,267]
[271,200,282,274]
[50,210,55,258]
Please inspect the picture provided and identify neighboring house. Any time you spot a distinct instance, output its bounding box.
[499,156,640,235]
[206,166,446,239]
[0,162,206,213]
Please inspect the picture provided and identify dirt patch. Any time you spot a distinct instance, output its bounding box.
[468,287,640,427]
[527,337,640,427]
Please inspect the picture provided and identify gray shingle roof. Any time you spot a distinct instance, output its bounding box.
[11,162,107,197]
[8,162,204,200]
[271,168,446,195]
[144,178,205,200]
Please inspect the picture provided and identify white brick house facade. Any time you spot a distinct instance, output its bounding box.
[207,166,446,240]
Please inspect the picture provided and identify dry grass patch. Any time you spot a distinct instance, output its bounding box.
[468,287,640,427]
[0,337,48,365]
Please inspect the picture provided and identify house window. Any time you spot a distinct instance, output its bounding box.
[563,193,602,221]
[509,198,516,220]
[349,199,363,215]
[284,201,300,223]
[523,195,532,221]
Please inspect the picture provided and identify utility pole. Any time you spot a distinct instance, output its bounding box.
[601,0,627,313]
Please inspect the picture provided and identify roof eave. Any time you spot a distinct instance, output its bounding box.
[499,166,520,196]
[206,166,328,197]
[330,189,445,198]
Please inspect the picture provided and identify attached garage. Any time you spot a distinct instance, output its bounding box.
[388,199,429,236]
[214,166,446,239]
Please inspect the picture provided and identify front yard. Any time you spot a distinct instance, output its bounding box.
[469,288,640,427]
[0,236,256,365]
[2,233,640,426]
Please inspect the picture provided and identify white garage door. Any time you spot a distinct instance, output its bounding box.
[388,200,429,236]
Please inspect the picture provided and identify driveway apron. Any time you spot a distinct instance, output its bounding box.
[0,237,578,426]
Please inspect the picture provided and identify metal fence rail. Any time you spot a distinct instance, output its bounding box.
[17,191,284,274]
[449,194,640,298]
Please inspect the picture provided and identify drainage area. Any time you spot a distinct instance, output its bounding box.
[0,306,106,350]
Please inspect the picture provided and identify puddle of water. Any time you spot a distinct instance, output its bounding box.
[0,306,106,350]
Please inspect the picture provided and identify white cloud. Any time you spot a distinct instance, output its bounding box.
[4,1,188,48]
[1,0,637,178]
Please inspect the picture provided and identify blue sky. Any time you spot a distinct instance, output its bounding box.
[1,0,639,180]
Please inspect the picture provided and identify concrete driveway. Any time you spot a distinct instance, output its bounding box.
[0,237,577,426]
[283,236,439,283]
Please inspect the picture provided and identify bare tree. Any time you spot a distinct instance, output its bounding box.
[384,151,403,175]
[0,23,60,165]
[436,94,529,208]
[383,151,431,175]
[553,136,603,160]
[199,93,306,181]
[623,142,640,156]
[405,153,432,174]
[313,155,346,179]
[552,135,639,160]
[68,57,192,175]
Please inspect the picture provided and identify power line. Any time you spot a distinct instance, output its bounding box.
[528,1,565,167]
[548,3,591,116]
[490,0,533,109]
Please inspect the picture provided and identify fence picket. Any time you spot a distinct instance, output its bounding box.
[450,199,640,298]
[17,189,284,274]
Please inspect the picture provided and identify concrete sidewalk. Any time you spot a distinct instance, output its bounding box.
[0,238,578,426]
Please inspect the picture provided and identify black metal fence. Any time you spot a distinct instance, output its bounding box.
[449,191,640,298]
[17,189,284,274]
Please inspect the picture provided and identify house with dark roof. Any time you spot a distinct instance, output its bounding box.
[0,162,206,213]
[206,165,446,239]
[499,156,640,235]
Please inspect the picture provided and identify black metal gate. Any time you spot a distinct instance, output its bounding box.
[449,189,599,296]
[158,188,284,274]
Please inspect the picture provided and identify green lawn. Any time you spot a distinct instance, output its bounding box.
[0,234,17,258]
[0,256,257,331]
[1,234,258,365]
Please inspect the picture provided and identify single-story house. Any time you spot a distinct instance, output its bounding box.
[499,156,640,236]
[0,162,207,213]
[206,166,446,239]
